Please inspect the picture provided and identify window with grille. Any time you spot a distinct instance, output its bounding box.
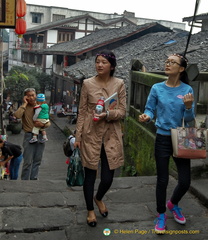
[58,32,72,43]
[31,13,42,23]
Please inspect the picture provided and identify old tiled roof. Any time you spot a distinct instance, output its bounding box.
[63,30,208,88]
[183,12,208,22]
[25,14,136,35]
[101,16,137,26]
[25,14,106,34]
[44,22,172,55]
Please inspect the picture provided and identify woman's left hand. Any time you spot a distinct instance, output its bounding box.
[93,111,107,121]
[183,93,194,109]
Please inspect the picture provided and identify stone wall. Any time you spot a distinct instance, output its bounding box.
[122,116,156,176]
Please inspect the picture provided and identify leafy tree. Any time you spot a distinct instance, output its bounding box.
[4,66,40,103]
[27,69,53,92]
[4,66,53,104]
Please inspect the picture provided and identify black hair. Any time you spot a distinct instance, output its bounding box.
[95,50,117,76]
[173,53,189,85]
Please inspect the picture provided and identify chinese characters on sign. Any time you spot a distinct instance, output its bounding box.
[0,0,5,22]
[0,0,15,28]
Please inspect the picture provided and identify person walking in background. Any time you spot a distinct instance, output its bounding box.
[74,50,126,227]
[64,130,76,165]
[139,53,195,234]
[14,88,51,180]
[69,130,76,153]
[29,93,50,144]
[0,136,23,180]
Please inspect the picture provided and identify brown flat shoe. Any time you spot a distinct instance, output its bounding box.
[94,197,108,217]
[87,211,97,227]
[87,217,97,227]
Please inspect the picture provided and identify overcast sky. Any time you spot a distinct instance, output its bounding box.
[26,0,206,21]
[26,0,207,31]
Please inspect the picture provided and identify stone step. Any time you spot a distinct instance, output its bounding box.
[191,159,208,179]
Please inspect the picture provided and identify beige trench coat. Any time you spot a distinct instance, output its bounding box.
[75,76,126,170]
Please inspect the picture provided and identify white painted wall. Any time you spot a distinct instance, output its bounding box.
[47,30,58,47]
[46,55,53,70]
[75,32,85,39]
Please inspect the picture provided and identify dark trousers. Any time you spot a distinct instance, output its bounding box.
[9,154,23,180]
[155,134,191,213]
[83,144,115,211]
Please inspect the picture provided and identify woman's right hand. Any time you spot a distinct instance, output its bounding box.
[139,114,150,122]
[74,141,80,149]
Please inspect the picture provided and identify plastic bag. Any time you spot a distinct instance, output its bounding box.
[66,148,84,186]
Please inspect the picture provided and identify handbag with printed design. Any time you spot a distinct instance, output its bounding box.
[171,119,207,159]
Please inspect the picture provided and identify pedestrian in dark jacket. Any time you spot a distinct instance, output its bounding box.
[0,136,23,180]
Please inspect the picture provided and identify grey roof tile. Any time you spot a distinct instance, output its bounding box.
[63,30,208,87]
[44,22,170,55]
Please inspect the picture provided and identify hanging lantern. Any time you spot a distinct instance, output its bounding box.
[15,18,27,38]
[16,0,27,18]
[15,0,27,38]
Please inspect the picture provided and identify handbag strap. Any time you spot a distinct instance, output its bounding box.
[182,118,197,128]
[73,148,80,157]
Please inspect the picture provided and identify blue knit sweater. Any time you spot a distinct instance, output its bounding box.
[144,81,195,135]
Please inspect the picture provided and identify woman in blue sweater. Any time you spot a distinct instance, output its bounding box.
[139,53,195,234]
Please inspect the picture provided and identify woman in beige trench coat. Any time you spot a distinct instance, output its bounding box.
[74,50,126,227]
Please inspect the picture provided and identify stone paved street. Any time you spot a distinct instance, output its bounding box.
[0,118,207,240]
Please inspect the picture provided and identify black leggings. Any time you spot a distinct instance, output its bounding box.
[83,145,115,211]
[155,134,191,213]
